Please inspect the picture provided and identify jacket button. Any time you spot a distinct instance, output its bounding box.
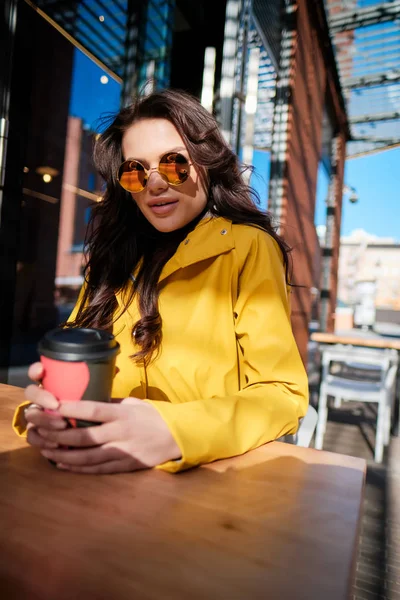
[184,239,190,245]
[220,229,227,235]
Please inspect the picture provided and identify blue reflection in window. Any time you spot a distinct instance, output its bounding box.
[84,206,92,225]
[88,173,96,191]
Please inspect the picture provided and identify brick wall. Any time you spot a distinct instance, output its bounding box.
[276,0,347,362]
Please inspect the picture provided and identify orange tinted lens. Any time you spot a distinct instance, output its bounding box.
[159,153,189,185]
[118,160,147,192]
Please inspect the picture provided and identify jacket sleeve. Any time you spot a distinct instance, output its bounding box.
[147,230,309,473]
[12,401,32,438]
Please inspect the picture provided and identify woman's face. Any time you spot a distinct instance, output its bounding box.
[121,118,208,232]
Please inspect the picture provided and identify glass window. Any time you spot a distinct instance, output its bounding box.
[7,11,121,386]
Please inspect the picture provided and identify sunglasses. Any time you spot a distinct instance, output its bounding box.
[117,152,192,193]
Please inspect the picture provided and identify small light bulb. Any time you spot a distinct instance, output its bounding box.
[23,166,29,173]
[100,75,109,84]
[43,174,52,183]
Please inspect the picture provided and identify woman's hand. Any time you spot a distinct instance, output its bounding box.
[37,400,182,473]
[25,383,182,473]
[24,363,68,450]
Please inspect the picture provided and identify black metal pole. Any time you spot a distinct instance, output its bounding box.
[0,0,19,383]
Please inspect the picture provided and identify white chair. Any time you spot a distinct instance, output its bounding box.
[294,405,318,447]
[325,345,398,408]
[280,405,318,448]
[315,346,398,463]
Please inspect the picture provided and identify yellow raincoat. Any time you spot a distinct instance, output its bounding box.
[13,216,308,472]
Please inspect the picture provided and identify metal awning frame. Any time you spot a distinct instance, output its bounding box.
[344,71,400,90]
[330,0,400,33]
[24,0,123,82]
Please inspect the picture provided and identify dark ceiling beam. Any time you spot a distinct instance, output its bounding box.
[337,48,400,64]
[51,4,122,54]
[37,0,126,30]
[347,140,400,159]
[109,0,125,14]
[349,111,400,124]
[52,9,123,70]
[343,71,400,89]
[339,61,398,78]
[354,24,399,40]
[351,136,400,144]
[350,58,400,71]
[95,0,126,29]
[74,2,124,48]
[329,0,400,33]
[350,84,400,94]
[146,0,171,27]
[24,0,122,81]
[336,33,400,51]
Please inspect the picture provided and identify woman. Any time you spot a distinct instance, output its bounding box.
[13,89,308,474]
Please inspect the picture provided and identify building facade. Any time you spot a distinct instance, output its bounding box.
[0,0,349,379]
[338,230,400,311]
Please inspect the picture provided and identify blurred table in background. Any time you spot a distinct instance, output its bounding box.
[311,331,400,437]
[311,331,400,351]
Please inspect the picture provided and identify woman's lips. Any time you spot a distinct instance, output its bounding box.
[148,200,179,216]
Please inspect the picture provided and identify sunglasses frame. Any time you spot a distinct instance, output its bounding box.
[117,151,192,193]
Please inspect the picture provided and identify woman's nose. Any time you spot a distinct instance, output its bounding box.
[146,169,169,193]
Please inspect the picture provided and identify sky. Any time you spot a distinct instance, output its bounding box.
[341,148,400,239]
[314,147,400,241]
[70,48,399,241]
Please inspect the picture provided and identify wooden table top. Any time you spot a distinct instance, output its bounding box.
[311,331,400,350]
[0,384,366,600]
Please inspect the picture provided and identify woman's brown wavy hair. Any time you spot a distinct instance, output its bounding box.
[68,88,292,364]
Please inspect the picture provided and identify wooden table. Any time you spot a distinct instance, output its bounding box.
[311,331,400,350]
[0,384,366,600]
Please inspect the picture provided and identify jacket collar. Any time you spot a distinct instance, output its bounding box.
[116,216,234,309]
[158,216,234,282]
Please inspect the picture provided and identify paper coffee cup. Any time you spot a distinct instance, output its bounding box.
[38,327,120,427]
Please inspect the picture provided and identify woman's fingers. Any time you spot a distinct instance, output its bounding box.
[24,384,59,410]
[26,409,67,430]
[37,421,122,448]
[40,443,126,466]
[58,400,122,423]
[26,425,59,449]
[28,362,44,383]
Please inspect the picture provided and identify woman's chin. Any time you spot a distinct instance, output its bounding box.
[144,211,188,233]
[140,204,207,233]
[149,218,182,233]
